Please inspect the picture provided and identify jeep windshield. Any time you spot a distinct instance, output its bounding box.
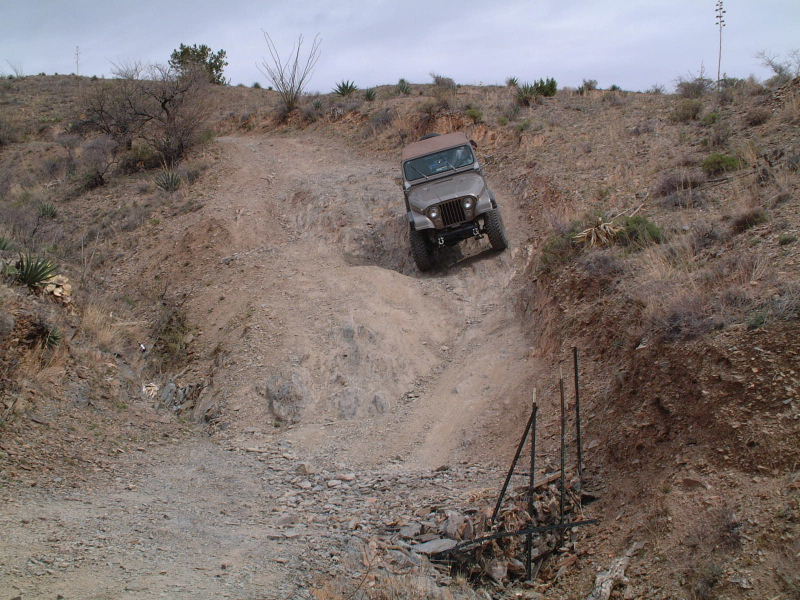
[403,145,475,182]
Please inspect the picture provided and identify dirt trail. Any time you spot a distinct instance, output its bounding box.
[1,132,538,598]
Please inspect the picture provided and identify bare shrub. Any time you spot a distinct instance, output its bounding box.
[577,249,625,280]
[366,108,395,136]
[670,99,703,122]
[757,49,800,88]
[653,169,705,197]
[731,207,767,233]
[675,72,713,98]
[744,108,770,126]
[258,33,321,114]
[78,135,118,189]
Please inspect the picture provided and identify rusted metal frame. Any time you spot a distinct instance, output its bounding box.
[491,401,537,523]
[525,395,538,579]
[573,346,583,487]
[431,519,599,556]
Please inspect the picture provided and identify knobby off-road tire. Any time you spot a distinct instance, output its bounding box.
[484,208,509,251]
[409,228,435,272]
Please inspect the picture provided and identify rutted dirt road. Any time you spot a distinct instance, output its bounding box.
[1,132,541,599]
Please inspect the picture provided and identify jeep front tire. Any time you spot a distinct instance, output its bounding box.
[484,208,509,251]
[409,228,435,272]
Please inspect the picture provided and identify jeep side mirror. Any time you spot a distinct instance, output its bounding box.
[469,139,478,149]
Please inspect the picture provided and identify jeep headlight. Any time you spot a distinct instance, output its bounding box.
[426,206,439,219]
[462,197,474,210]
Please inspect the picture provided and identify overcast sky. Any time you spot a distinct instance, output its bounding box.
[1,1,797,92]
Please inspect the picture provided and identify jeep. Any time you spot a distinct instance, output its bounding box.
[401,132,508,271]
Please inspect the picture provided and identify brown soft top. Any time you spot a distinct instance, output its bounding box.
[401,132,469,161]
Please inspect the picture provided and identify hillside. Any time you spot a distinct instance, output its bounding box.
[0,74,798,599]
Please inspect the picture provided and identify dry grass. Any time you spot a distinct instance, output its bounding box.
[79,304,118,352]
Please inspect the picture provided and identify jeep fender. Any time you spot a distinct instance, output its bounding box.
[474,187,495,217]
[408,211,435,231]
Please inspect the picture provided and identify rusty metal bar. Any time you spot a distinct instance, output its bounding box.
[573,346,583,487]
[491,399,537,523]
[525,393,538,580]
[559,367,566,525]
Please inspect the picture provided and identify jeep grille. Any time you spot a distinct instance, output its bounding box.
[438,198,467,226]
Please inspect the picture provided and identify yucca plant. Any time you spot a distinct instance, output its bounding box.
[396,78,411,95]
[16,253,58,287]
[364,88,376,101]
[0,236,12,251]
[38,202,57,219]
[154,169,181,192]
[42,325,62,349]
[506,76,519,87]
[333,80,357,96]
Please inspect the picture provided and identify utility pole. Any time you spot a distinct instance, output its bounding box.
[715,1,726,94]
[75,46,80,76]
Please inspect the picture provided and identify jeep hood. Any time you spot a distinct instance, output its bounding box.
[408,171,485,211]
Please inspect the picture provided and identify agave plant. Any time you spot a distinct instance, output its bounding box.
[364,88,376,101]
[0,236,12,251]
[506,76,519,87]
[333,80,358,97]
[16,253,58,287]
[154,169,181,192]
[42,325,62,349]
[573,219,623,247]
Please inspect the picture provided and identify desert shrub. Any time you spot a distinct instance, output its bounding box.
[653,169,705,196]
[0,116,21,146]
[333,80,357,96]
[647,84,666,94]
[676,74,713,98]
[577,79,597,95]
[731,207,767,233]
[117,144,161,174]
[659,190,707,209]
[609,84,621,91]
[516,119,531,133]
[577,249,625,280]
[757,49,800,88]
[778,233,797,245]
[701,152,740,176]
[396,78,411,95]
[252,81,261,89]
[702,123,731,149]
[363,88,376,101]
[533,77,557,96]
[516,83,541,107]
[367,108,395,134]
[0,236,13,250]
[154,169,181,192]
[430,73,456,90]
[700,112,719,126]
[539,232,581,272]
[745,108,770,126]
[617,215,664,247]
[506,77,518,87]
[465,107,483,123]
[78,135,117,189]
[169,43,228,85]
[151,304,192,369]
[497,116,509,126]
[502,103,521,121]
[14,253,57,287]
[38,202,57,219]
[670,99,703,122]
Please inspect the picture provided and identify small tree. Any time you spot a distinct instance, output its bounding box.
[169,43,228,85]
[258,32,321,114]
